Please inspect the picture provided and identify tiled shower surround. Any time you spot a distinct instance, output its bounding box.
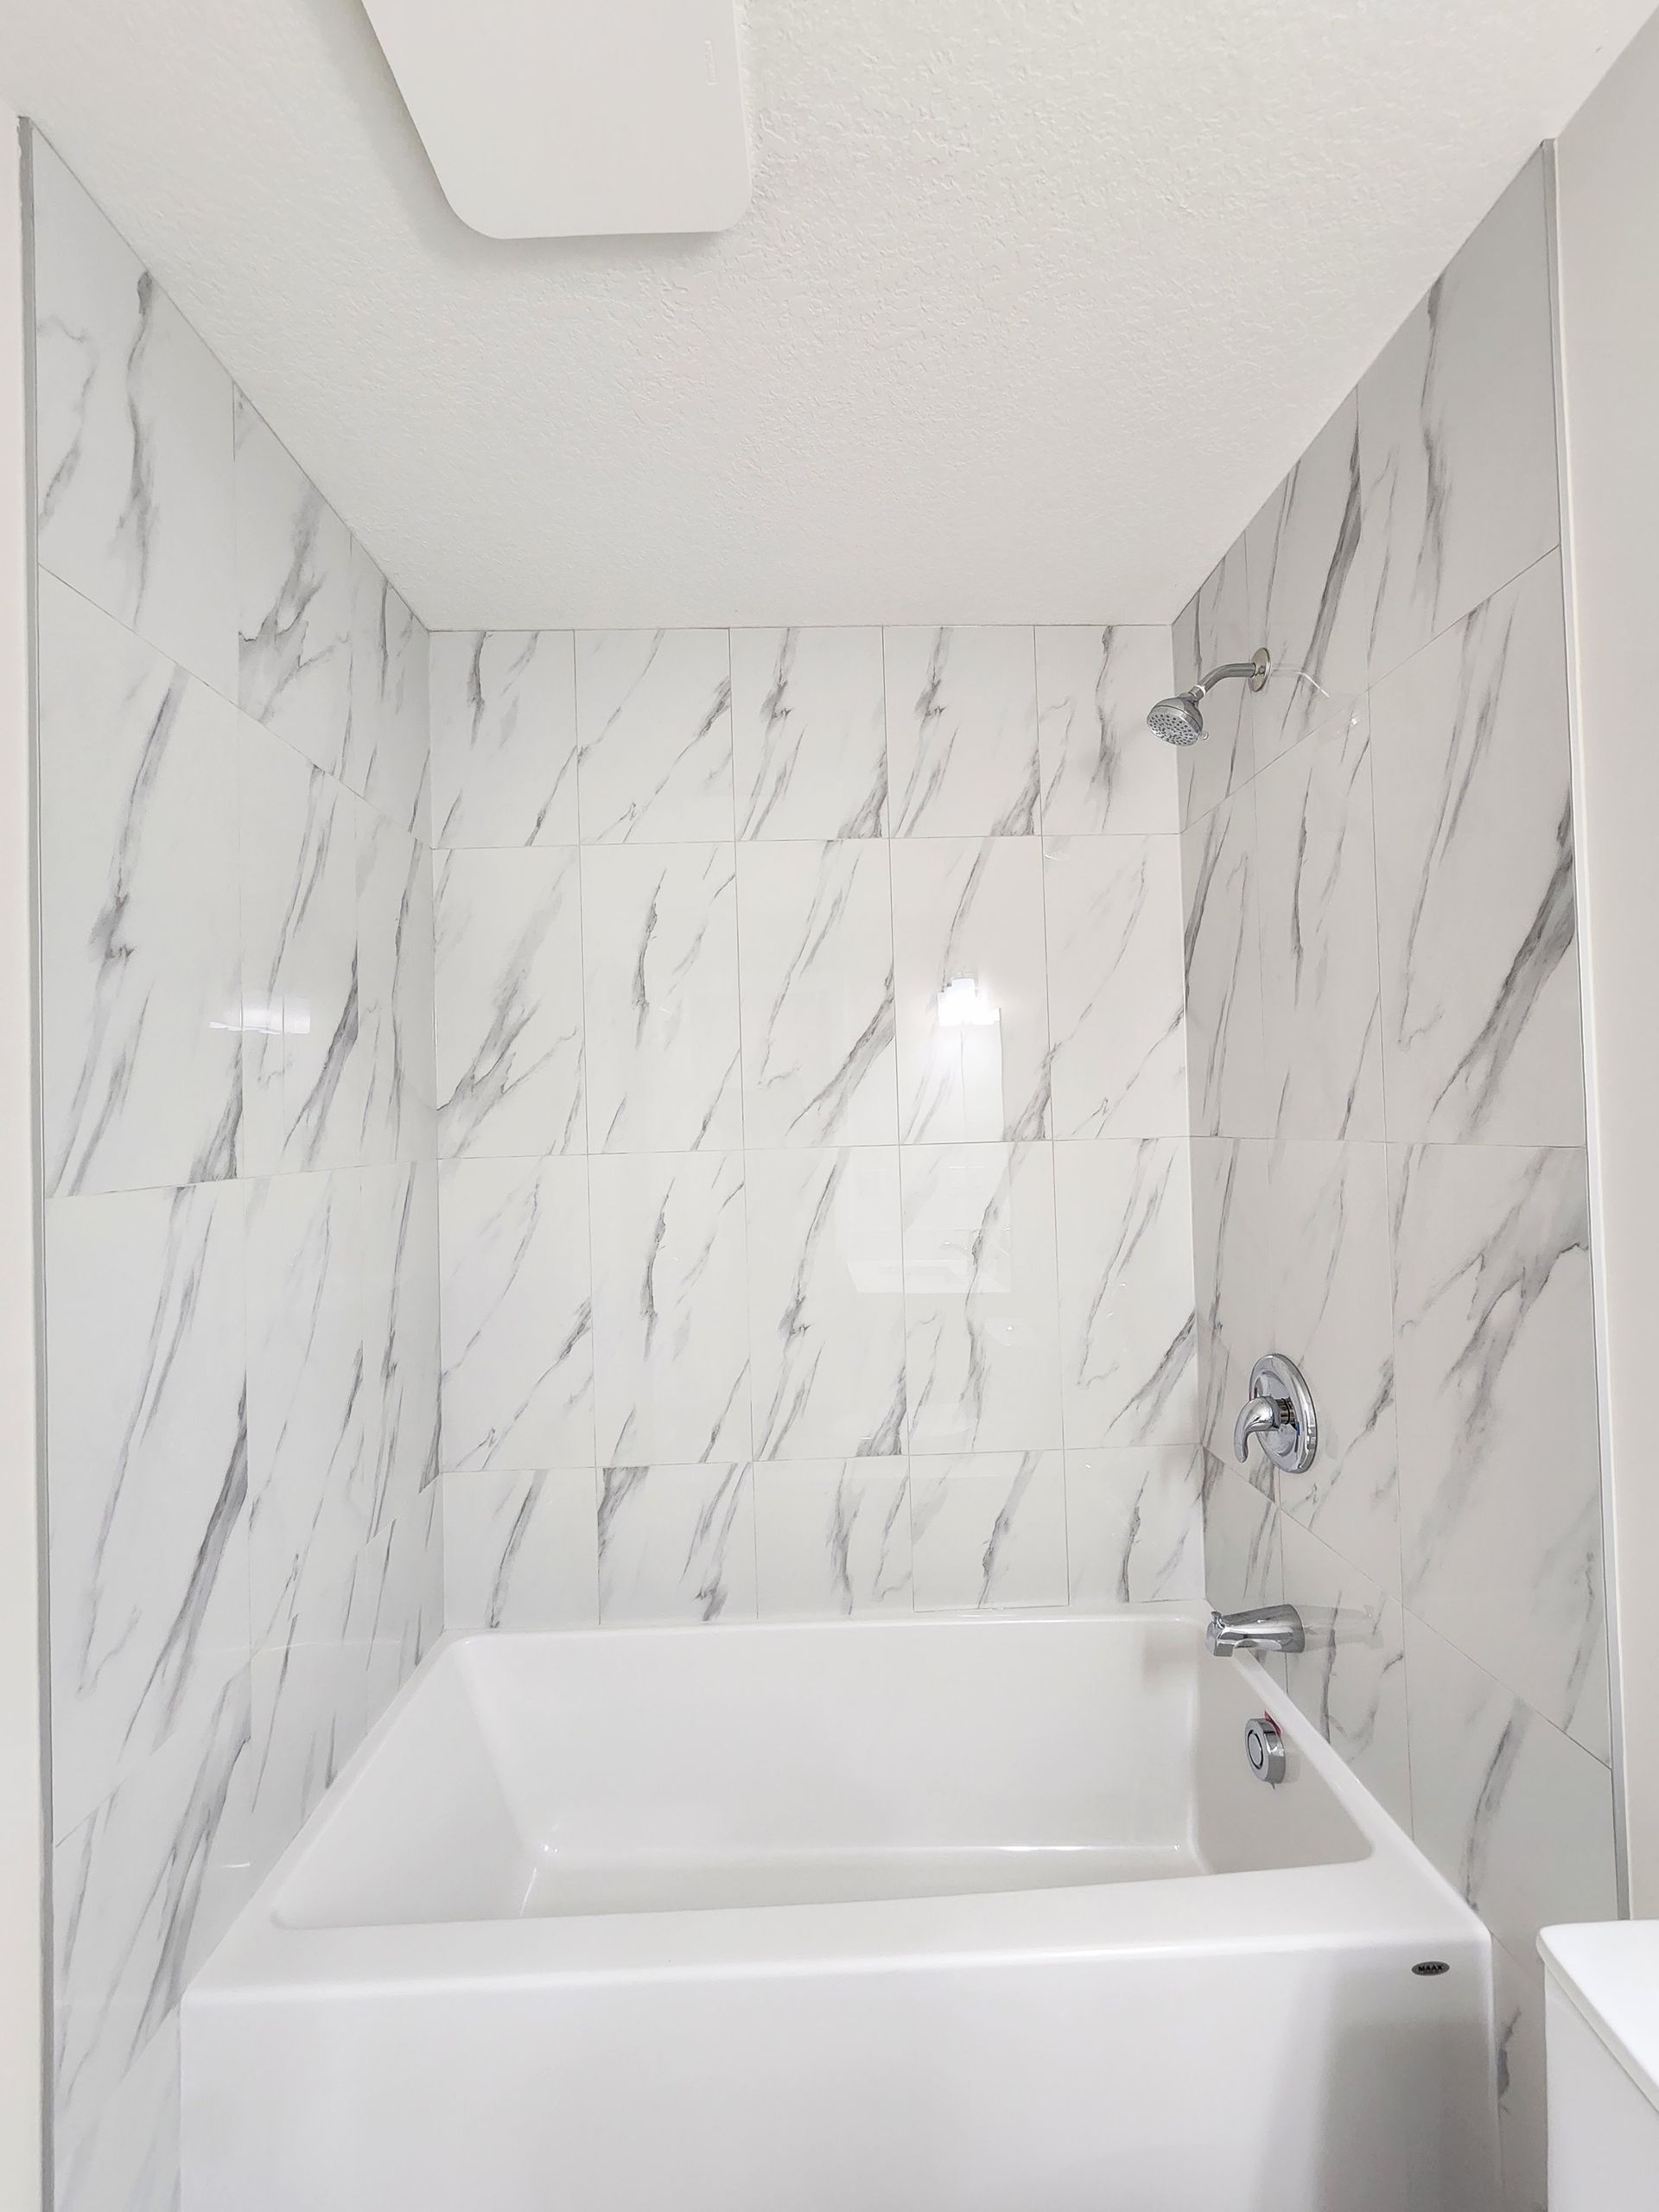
[26,126,1620,2212]
[430,618,1204,1628]
[1181,151,1615,2212]
[31,138,441,2209]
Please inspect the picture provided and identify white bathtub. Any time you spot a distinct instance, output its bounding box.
[182,1607,1497,2212]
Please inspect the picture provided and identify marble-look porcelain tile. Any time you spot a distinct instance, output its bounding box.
[1391,1142,1606,1754]
[46,1184,250,1838]
[361,1161,441,1529]
[1405,1613,1618,1967]
[1494,1941,1548,2212]
[1053,1138,1197,1449]
[1180,781,1268,1140]
[437,1155,594,1471]
[245,1575,373,1884]
[732,627,888,839]
[582,842,741,1153]
[238,718,363,1176]
[589,1151,750,1464]
[596,1463,757,1624]
[1044,835,1185,1139]
[346,543,429,840]
[1036,625,1179,835]
[39,575,243,1196]
[735,841,897,1146]
[1255,707,1383,1140]
[1177,536,1254,825]
[1065,1446,1205,1605]
[892,836,1050,1142]
[1370,553,1583,1147]
[1277,1516,1410,1831]
[1243,391,1369,769]
[1202,1457,1283,1612]
[442,1468,599,1630]
[885,626,1039,837]
[356,801,435,1167]
[435,846,585,1159]
[1268,1142,1401,1596]
[245,1172,368,1651]
[429,630,578,849]
[910,1451,1067,1611]
[1189,1138,1273,1473]
[900,1142,1061,1455]
[55,2006,179,2212]
[1360,154,1560,686]
[746,1147,906,1461]
[33,137,235,697]
[54,1673,249,2209]
[575,627,734,842]
[235,393,353,776]
[752,1461,912,1616]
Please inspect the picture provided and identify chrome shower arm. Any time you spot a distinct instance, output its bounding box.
[1195,648,1271,697]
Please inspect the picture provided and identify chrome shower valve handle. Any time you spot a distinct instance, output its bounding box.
[1231,1353,1318,1475]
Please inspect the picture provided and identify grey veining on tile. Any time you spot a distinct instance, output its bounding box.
[1405,1613,1617,1967]
[238,717,363,1176]
[892,836,1051,1142]
[1065,1446,1205,1605]
[753,1461,912,1616]
[1044,835,1185,1138]
[435,846,585,1159]
[38,574,243,1197]
[732,626,888,839]
[1391,1143,1606,1754]
[910,1450,1068,1611]
[429,629,578,849]
[32,135,236,697]
[1189,1137,1273,1473]
[885,625,1039,837]
[582,841,741,1153]
[900,1141,1062,1455]
[575,627,734,843]
[1202,1457,1283,1613]
[356,801,436,1169]
[235,393,353,776]
[1054,1138,1197,1449]
[1371,553,1583,1147]
[597,1463,757,1624]
[46,1183,250,1839]
[1036,625,1179,836]
[1278,1516,1410,1830]
[736,840,897,1146]
[346,543,429,840]
[589,1151,751,1465]
[1268,1142,1401,1596]
[1180,783,1266,1139]
[1493,1941,1548,2212]
[1359,153,1560,686]
[1176,535,1253,823]
[438,1155,594,1471]
[54,1674,249,2212]
[1254,707,1383,1141]
[1244,390,1369,769]
[746,1147,906,1460]
[361,1161,441,1529]
[442,1468,599,1630]
[245,1171,368,1652]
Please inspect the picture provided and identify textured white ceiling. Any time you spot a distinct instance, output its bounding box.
[2,0,1653,627]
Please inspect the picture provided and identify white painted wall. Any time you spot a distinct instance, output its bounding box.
[1555,6,1659,1916]
[0,106,47,2212]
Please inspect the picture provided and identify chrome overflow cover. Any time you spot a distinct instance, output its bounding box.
[1244,1714,1286,1786]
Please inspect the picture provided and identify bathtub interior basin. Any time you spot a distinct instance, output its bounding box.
[273,1607,1370,1928]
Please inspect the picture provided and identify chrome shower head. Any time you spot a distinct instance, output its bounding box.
[1147,691,1205,746]
[1147,647,1271,745]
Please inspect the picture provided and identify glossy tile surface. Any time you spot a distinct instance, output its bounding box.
[885,625,1039,837]
[731,627,887,839]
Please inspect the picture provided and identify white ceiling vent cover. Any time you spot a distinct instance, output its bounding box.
[359,0,750,238]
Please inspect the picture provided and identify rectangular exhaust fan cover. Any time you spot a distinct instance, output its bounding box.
[360,0,751,238]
